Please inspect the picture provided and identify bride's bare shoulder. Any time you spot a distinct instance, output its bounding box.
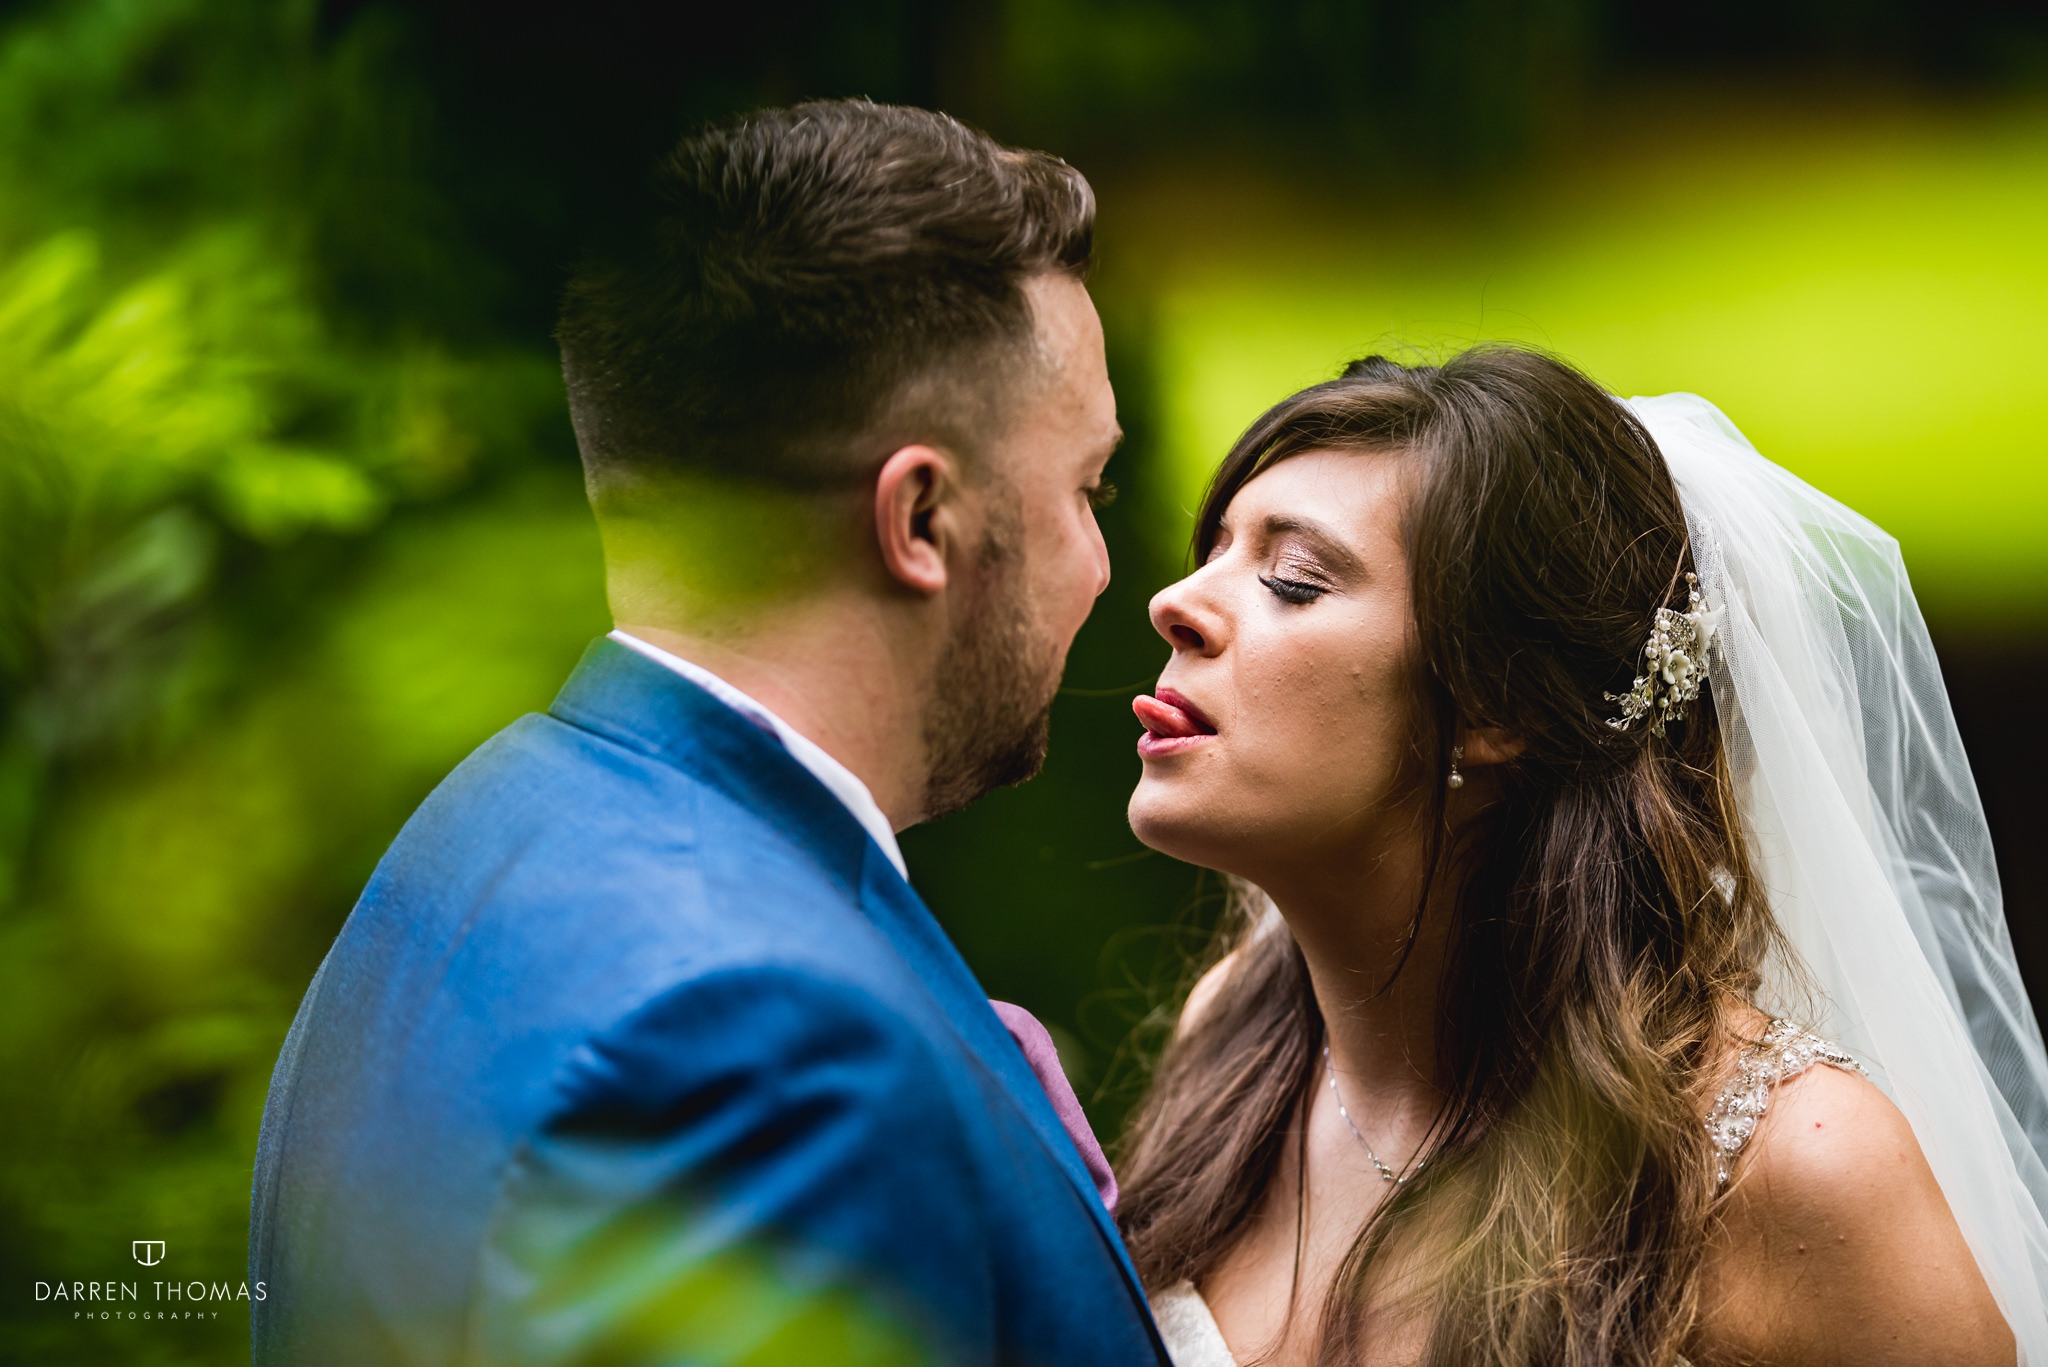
[1692,1053,2013,1366]
[1174,948,1242,1039]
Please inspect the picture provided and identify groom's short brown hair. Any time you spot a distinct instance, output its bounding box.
[557,100,1095,500]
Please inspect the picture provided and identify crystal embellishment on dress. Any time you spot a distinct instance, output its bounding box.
[1704,1018,1863,1187]
[1604,572,1719,737]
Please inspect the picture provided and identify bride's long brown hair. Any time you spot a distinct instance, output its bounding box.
[1116,347,1788,1366]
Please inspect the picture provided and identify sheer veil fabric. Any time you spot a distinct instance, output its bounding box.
[1631,394,2048,1359]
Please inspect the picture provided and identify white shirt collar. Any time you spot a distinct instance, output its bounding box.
[607,630,909,880]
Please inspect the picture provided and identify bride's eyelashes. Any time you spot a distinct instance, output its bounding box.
[1259,572,1327,605]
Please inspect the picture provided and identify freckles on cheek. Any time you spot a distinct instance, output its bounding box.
[1244,625,1350,718]
[1237,629,1401,803]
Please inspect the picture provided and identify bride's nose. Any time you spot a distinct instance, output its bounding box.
[1149,576,1225,655]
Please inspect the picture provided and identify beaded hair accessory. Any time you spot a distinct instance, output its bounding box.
[1604,573,1719,738]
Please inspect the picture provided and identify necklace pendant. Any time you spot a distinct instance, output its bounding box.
[1322,1044,1424,1186]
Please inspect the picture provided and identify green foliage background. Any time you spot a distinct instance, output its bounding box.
[0,5,601,1360]
[1,1,2043,1361]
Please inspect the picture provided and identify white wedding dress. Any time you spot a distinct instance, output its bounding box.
[1144,395,2048,1363]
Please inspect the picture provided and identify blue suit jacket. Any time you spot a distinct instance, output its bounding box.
[250,639,1167,1366]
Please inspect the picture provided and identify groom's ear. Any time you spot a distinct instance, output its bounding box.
[873,444,958,596]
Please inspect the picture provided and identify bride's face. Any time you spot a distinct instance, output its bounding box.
[1129,449,1419,881]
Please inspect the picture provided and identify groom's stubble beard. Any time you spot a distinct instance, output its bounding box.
[919,504,1061,821]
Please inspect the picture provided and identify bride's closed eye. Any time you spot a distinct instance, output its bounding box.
[1259,572,1327,605]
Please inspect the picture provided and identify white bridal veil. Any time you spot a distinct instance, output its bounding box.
[1628,394,2048,1359]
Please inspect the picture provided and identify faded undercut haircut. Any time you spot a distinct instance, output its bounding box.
[556,99,1095,504]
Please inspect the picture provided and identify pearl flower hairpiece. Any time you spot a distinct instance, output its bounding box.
[1604,573,1720,738]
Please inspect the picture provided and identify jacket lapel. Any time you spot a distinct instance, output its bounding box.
[551,641,1158,1320]
[855,854,1155,1307]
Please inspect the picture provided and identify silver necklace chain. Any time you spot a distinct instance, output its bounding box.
[1322,1044,1425,1186]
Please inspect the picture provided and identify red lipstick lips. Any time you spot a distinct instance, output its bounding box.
[1134,686,1217,758]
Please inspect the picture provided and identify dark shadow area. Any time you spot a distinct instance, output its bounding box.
[1937,632,2048,1016]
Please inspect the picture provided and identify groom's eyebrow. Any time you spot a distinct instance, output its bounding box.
[1262,514,1364,576]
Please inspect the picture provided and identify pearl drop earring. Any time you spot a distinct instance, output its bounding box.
[1448,744,1465,789]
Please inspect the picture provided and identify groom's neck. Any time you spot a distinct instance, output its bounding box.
[615,603,932,831]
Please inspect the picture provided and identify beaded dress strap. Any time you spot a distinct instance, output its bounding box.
[1704,1018,1864,1187]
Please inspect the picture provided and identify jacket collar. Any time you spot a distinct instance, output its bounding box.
[548,639,1158,1321]
[550,636,874,897]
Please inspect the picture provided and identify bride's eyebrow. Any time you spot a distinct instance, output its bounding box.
[1261,513,1365,577]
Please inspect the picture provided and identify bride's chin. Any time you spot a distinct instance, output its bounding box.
[1126,789,1212,866]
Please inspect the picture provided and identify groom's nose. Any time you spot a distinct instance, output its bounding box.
[1085,515,1110,599]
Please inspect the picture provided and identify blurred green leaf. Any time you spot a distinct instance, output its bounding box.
[0,4,582,1361]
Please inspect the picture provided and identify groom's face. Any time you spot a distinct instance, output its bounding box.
[919,274,1118,818]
